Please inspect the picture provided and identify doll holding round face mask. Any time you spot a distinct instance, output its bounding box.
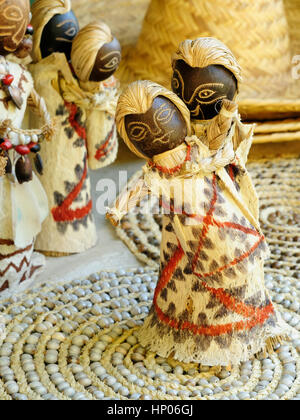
[0,0,55,292]
[108,79,289,366]
[30,1,120,255]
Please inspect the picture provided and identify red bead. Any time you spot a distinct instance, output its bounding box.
[27,142,37,149]
[2,74,14,86]
[0,140,12,151]
[15,145,30,155]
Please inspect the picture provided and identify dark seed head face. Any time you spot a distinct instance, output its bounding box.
[125,95,187,158]
[89,37,121,82]
[40,10,79,61]
[172,60,238,121]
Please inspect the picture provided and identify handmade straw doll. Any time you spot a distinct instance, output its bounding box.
[171,37,263,228]
[107,80,289,366]
[30,1,120,255]
[69,21,120,170]
[0,0,55,292]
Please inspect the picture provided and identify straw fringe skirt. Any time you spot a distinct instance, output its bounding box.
[138,173,288,365]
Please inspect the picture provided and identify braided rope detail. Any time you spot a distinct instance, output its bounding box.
[207,100,238,151]
[0,154,7,176]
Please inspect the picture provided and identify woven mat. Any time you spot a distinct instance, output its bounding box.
[0,266,299,400]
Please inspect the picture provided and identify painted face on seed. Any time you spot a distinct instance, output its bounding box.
[172,60,238,120]
[89,37,122,82]
[0,0,30,55]
[40,10,79,60]
[125,96,187,158]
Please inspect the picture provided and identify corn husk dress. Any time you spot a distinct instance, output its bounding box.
[0,59,48,292]
[29,53,119,254]
[110,117,289,366]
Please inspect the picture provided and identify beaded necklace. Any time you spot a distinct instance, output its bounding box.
[147,144,192,175]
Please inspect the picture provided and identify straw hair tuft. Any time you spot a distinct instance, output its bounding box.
[71,21,113,83]
[116,80,192,159]
[31,0,71,62]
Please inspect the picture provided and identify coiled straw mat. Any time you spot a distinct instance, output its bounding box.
[114,0,300,122]
[0,266,299,400]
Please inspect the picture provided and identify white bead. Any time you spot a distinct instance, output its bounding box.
[0,357,10,367]
[52,332,65,342]
[19,134,26,145]
[45,350,58,364]
[5,381,19,395]
[32,134,38,143]
[63,387,76,398]
[78,377,92,387]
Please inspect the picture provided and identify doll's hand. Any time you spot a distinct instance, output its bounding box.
[106,212,120,227]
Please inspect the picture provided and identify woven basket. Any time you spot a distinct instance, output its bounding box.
[72,0,150,68]
[118,0,292,98]
[285,0,300,55]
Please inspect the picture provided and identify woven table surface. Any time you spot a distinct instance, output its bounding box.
[0,157,299,400]
[0,265,299,400]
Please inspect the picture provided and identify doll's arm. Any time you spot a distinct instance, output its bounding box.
[107,172,150,226]
[27,88,56,141]
[82,77,119,170]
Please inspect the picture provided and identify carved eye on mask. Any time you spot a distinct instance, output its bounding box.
[172,60,238,120]
[198,88,215,99]
[171,70,183,96]
[102,53,121,72]
[128,122,150,142]
[0,0,30,55]
[40,11,79,60]
[194,83,226,104]
[155,104,176,125]
[89,37,122,82]
[125,95,187,158]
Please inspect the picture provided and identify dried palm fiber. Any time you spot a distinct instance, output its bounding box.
[118,0,292,99]
[0,60,47,293]
[111,83,290,365]
[70,21,119,169]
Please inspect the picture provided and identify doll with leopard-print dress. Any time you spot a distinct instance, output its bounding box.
[107,79,290,366]
[30,0,121,255]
